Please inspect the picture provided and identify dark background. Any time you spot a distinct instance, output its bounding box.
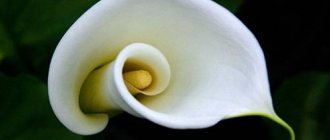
[0,0,329,140]
[239,0,330,89]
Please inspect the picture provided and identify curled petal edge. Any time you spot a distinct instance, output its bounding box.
[48,0,295,139]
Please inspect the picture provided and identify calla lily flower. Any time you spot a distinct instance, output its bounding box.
[48,0,294,139]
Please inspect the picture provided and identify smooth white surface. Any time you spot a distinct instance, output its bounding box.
[48,0,279,135]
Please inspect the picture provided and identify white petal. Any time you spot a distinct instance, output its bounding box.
[48,0,293,138]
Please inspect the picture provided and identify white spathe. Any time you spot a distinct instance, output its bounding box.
[48,0,294,139]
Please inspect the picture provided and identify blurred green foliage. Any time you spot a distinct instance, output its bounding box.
[0,74,82,140]
[0,0,98,80]
[214,0,245,13]
[0,21,14,63]
[0,0,98,139]
[270,72,330,140]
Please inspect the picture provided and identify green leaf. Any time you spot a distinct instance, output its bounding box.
[214,0,245,13]
[1,0,98,45]
[0,22,15,63]
[12,0,98,45]
[0,74,82,140]
[0,0,97,78]
[270,72,330,140]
